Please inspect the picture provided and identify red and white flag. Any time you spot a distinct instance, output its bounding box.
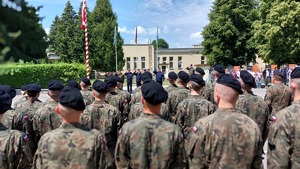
[81,0,87,30]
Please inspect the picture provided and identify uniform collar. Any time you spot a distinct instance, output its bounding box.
[93,100,108,104]
[292,100,300,105]
[60,122,84,129]
[141,113,161,119]
[0,122,8,130]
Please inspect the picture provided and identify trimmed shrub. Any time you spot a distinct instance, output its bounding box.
[0,63,86,88]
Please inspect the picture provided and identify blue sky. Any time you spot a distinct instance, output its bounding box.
[28,0,214,48]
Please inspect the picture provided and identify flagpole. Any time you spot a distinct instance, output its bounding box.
[156,27,159,69]
[82,0,89,79]
[115,26,118,72]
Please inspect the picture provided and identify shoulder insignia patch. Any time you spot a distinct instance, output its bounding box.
[192,126,198,133]
[23,134,30,142]
[269,115,277,122]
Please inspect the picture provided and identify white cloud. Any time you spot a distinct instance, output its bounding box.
[189,32,202,40]
[118,26,128,33]
[163,26,169,33]
[44,27,50,35]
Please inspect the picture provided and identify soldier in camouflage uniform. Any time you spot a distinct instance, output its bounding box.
[12,83,44,154]
[129,102,170,121]
[81,80,121,156]
[115,80,186,168]
[130,72,152,105]
[195,67,214,104]
[116,77,131,111]
[13,84,28,108]
[33,86,113,169]
[236,70,269,142]
[165,72,178,93]
[268,67,300,168]
[0,85,17,129]
[105,76,129,125]
[0,89,32,168]
[32,80,64,141]
[188,74,262,168]
[66,79,80,90]
[264,71,293,114]
[174,74,215,138]
[166,71,190,121]
[80,77,94,106]
[211,64,225,87]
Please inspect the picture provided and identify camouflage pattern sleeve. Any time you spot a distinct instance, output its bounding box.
[264,88,273,112]
[32,107,50,137]
[268,110,293,168]
[174,101,186,131]
[115,124,130,169]
[96,133,115,169]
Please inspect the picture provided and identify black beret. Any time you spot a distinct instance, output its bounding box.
[67,80,80,90]
[240,70,256,88]
[168,72,178,80]
[93,80,108,93]
[213,64,225,74]
[116,77,124,83]
[105,76,117,87]
[141,72,152,81]
[21,84,28,91]
[195,67,205,75]
[0,89,12,114]
[216,74,243,94]
[59,86,85,111]
[0,85,16,99]
[48,80,64,90]
[178,71,190,82]
[273,71,284,78]
[81,77,91,85]
[27,83,41,92]
[190,74,205,86]
[142,80,168,105]
[291,67,300,79]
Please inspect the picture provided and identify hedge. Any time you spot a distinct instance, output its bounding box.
[0,63,86,88]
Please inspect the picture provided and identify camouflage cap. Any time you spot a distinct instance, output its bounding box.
[0,89,12,114]
[291,67,300,79]
[59,86,85,111]
[240,70,256,88]
[81,77,91,85]
[217,74,243,94]
[0,85,16,99]
[48,80,64,90]
[142,80,168,105]
[168,72,178,80]
[93,80,108,93]
[190,74,205,86]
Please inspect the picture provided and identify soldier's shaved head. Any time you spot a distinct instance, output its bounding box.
[214,83,239,106]
[56,104,82,123]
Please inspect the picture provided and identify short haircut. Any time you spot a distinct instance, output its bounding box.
[190,81,203,91]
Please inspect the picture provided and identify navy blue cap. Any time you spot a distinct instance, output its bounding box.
[168,72,178,80]
[48,80,64,90]
[273,71,284,78]
[93,80,108,93]
[81,77,91,85]
[0,89,12,114]
[291,67,300,79]
[190,74,205,86]
[67,80,80,90]
[142,80,168,105]
[105,76,117,87]
[195,67,205,75]
[21,84,28,91]
[59,86,85,111]
[213,64,225,74]
[0,85,16,99]
[240,70,256,88]
[27,83,41,92]
[178,71,190,82]
[116,77,124,83]
[141,72,152,81]
[217,74,243,94]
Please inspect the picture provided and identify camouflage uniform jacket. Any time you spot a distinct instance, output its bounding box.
[1,108,16,129]
[106,92,128,125]
[32,99,62,138]
[132,86,141,94]
[115,113,186,169]
[174,95,215,137]
[13,96,27,109]
[32,123,114,169]
[80,90,94,106]
[236,90,269,142]
[116,88,131,114]
[264,83,293,114]
[188,108,263,169]
[166,87,190,121]
[0,123,32,169]
[165,84,178,93]
[268,100,300,169]
[130,90,142,105]
[200,85,214,104]
[128,102,171,121]
[81,100,121,156]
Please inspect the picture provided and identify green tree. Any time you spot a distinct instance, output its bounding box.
[48,16,60,53]
[253,0,300,65]
[201,0,259,66]
[89,0,124,71]
[0,0,47,62]
[152,38,169,49]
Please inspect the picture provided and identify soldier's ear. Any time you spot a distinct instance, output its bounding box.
[141,96,145,105]
[55,106,60,115]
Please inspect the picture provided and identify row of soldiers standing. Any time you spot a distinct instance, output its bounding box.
[0,63,297,168]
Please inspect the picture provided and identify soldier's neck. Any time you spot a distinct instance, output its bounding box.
[293,92,300,102]
[218,100,235,109]
[190,90,200,96]
[95,97,106,101]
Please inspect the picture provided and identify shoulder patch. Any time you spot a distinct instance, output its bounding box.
[23,134,30,142]
[192,126,198,133]
[269,115,277,122]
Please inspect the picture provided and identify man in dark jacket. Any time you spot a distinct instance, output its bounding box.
[133,69,142,87]
[153,68,165,85]
[125,69,133,93]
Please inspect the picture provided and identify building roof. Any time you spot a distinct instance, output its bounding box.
[157,47,203,54]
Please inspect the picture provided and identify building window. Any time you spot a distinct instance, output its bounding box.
[134,57,138,69]
[126,57,131,69]
[178,56,182,69]
[201,56,205,64]
[169,56,173,69]
[141,57,146,69]
[163,57,167,64]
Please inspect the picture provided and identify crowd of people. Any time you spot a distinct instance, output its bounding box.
[0,63,299,168]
